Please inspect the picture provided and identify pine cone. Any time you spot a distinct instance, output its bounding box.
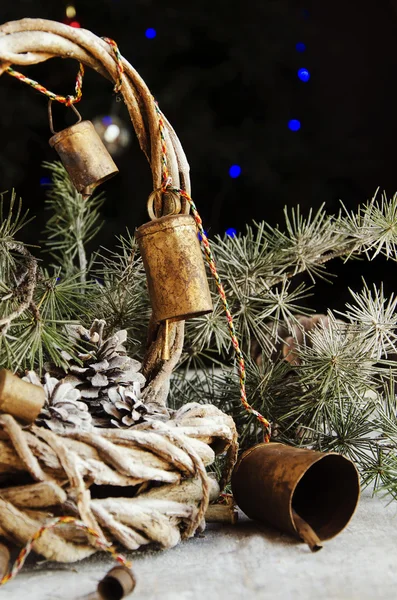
[282,314,330,366]
[23,371,92,433]
[252,314,331,367]
[62,319,147,427]
[102,383,147,427]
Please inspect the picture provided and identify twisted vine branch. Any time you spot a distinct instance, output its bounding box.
[0,18,192,400]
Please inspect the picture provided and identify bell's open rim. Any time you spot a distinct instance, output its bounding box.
[288,451,361,541]
[78,169,119,195]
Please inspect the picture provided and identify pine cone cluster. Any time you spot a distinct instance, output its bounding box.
[25,320,148,433]
[62,319,147,427]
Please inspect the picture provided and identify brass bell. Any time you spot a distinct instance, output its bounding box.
[0,369,45,424]
[48,101,119,197]
[232,443,360,550]
[136,212,213,325]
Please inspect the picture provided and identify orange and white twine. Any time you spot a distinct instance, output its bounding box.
[5,37,123,105]
[0,516,132,587]
[102,37,124,92]
[6,62,85,106]
[154,101,271,441]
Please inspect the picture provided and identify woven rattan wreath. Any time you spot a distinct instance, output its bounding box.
[0,19,238,563]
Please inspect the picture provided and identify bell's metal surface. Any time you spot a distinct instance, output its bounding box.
[231,442,360,542]
[136,213,213,323]
[0,368,45,424]
[49,120,119,196]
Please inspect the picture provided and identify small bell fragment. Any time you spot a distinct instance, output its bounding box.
[161,319,170,361]
[97,565,136,600]
[205,496,238,525]
[0,369,45,423]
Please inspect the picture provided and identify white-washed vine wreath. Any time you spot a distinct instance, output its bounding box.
[0,18,254,582]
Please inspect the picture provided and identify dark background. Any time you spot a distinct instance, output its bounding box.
[1,0,397,311]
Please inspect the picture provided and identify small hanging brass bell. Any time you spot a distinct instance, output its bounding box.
[136,202,213,325]
[48,100,119,197]
[232,442,360,550]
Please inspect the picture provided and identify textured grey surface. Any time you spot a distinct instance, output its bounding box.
[2,488,397,600]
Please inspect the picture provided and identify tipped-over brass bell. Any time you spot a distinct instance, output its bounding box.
[232,442,360,550]
[48,101,118,197]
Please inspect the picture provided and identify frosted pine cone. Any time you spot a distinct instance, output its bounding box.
[252,314,331,367]
[102,383,147,427]
[62,319,147,427]
[23,371,92,433]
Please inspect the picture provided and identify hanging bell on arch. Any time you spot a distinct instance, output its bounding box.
[136,191,213,325]
[48,100,119,197]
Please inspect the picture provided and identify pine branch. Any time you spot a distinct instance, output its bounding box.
[4,175,397,502]
[42,161,105,285]
[0,191,33,279]
[90,232,150,356]
[337,282,397,359]
[0,312,79,372]
[0,241,38,334]
[34,269,95,322]
[340,189,397,261]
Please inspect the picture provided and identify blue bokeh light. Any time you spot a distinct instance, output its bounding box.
[288,119,301,131]
[145,28,157,39]
[229,164,241,178]
[226,228,237,238]
[40,176,52,186]
[297,68,310,82]
[198,230,208,242]
[295,42,306,52]
[102,115,113,126]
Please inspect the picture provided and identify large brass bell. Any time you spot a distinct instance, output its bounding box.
[48,100,119,197]
[136,209,213,324]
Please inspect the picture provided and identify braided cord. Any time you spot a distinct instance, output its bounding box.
[153,103,271,441]
[6,62,84,106]
[0,516,132,586]
[103,37,124,92]
[5,37,123,106]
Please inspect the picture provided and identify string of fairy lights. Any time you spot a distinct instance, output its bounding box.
[43,4,310,237]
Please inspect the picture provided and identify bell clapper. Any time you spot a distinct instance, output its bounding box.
[292,509,323,553]
[161,319,170,361]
